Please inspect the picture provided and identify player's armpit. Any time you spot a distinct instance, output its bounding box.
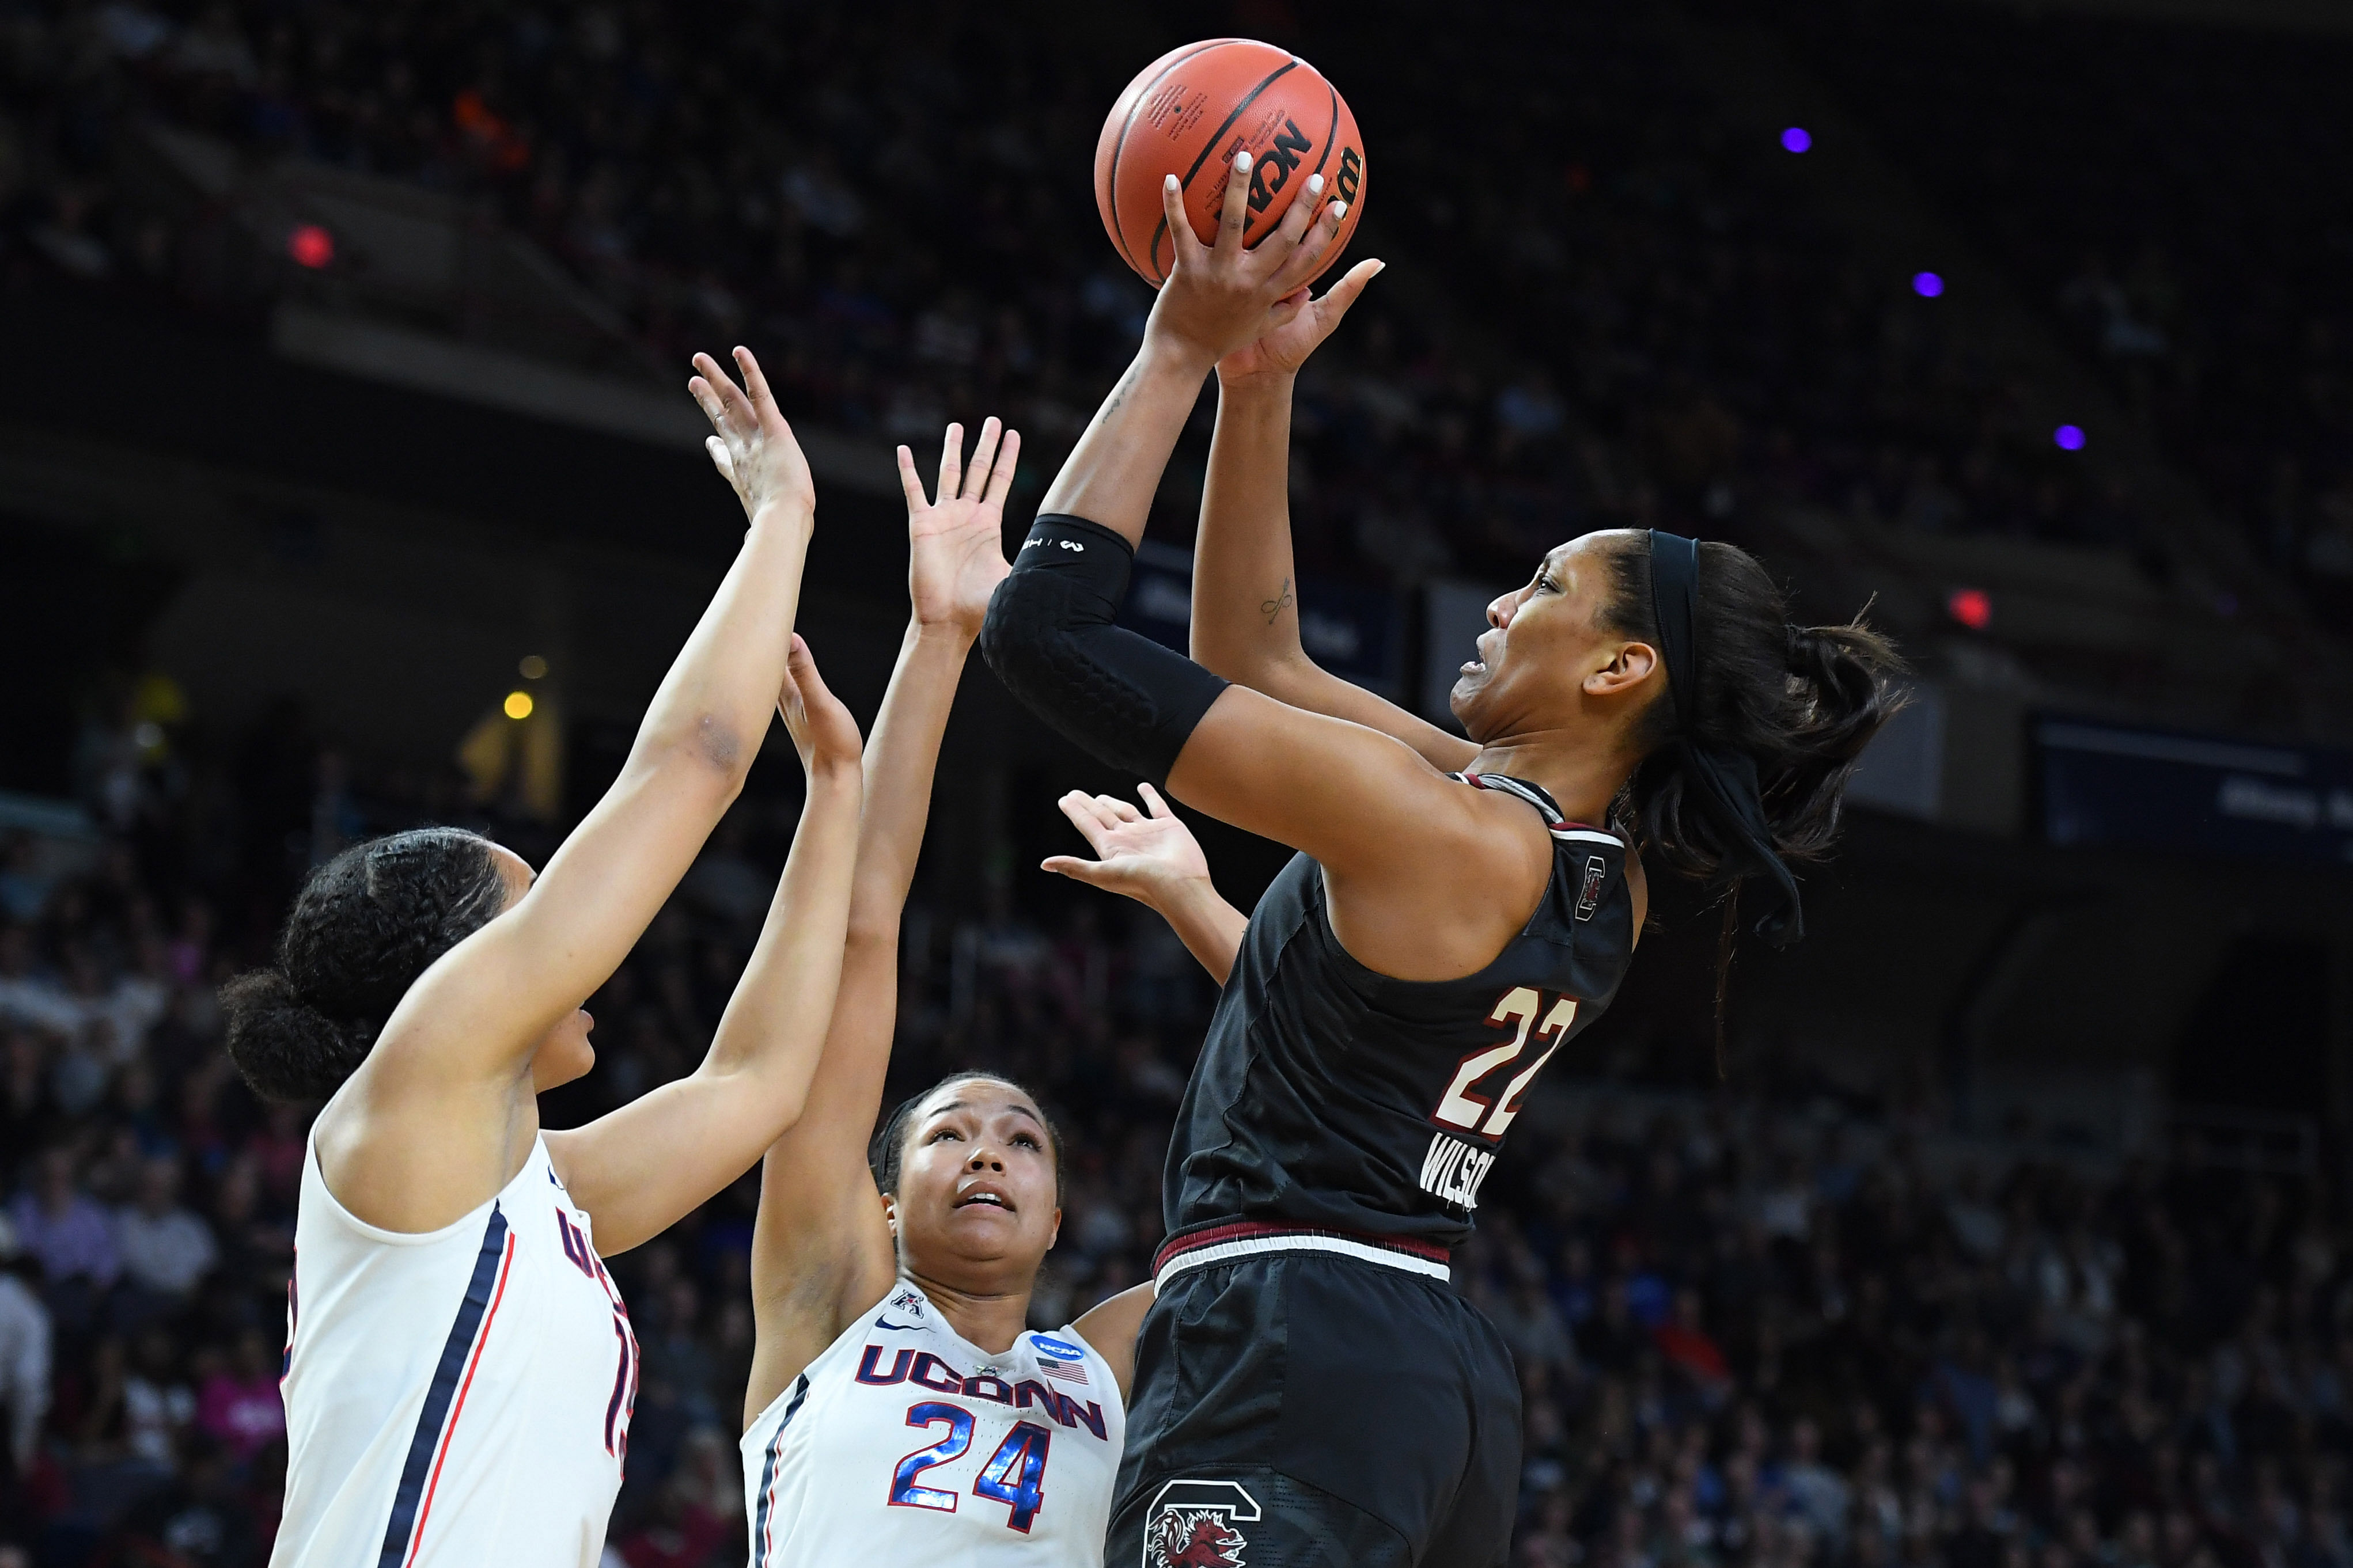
[739,929,904,1348]
[1074,1282,1157,1404]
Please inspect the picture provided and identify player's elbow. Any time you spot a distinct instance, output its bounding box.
[699,1046,813,1133]
[1191,637,1313,699]
[1186,629,1255,684]
[843,912,903,954]
[636,713,758,795]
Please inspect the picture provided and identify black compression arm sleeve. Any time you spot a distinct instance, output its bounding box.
[980,514,1230,788]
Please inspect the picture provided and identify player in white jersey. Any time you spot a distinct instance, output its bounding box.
[221,348,867,1568]
[733,417,1152,1566]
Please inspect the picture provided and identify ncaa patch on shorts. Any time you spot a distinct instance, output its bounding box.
[1142,1479,1261,1567]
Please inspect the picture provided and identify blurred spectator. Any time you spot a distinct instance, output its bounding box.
[0,1216,51,1475]
[122,1327,195,1469]
[194,1331,283,1461]
[10,1148,119,1325]
[115,1156,216,1304]
[101,1436,264,1567]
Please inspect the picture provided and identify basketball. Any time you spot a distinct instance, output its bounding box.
[1093,38,1367,290]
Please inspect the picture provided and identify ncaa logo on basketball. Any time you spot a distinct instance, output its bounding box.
[1142,1478,1261,1568]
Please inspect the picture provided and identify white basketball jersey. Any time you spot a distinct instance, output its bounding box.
[272,1133,636,1568]
[741,1280,1124,1567]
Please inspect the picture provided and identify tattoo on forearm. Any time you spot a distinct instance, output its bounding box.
[1261,576,1294,625]
[1102,360,1143,419]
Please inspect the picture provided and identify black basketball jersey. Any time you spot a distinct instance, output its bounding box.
[1162,773,1638,1252]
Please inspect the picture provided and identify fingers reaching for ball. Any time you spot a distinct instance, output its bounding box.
[1268,192,1350,299]
[1217,150,1255,248]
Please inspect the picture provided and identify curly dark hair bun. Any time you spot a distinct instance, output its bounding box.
[222,828,507,1103]
[219,969,373,1102]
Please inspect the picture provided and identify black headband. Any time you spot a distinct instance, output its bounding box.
[1645,530,1805,947]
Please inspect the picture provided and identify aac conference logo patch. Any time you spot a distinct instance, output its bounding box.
[1142,1479,1260,1568]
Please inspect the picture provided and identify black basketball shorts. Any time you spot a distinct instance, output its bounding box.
[1108,1239,1522,1568]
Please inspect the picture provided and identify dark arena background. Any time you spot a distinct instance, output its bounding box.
[3,0,2353,1563]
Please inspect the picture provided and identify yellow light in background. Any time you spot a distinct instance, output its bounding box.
[504,690,535,720]
[518,655,549,679]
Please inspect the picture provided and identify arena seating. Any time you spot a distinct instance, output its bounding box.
[0,715,2343,1567]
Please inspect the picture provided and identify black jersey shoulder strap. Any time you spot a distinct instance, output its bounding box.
[1456,772,1628,944]
[1455,771,1625,851]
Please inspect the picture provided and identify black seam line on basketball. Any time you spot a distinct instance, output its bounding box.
[1105,38,1232,276]
[1294,81,1339,264]
[1150,56,1301,282]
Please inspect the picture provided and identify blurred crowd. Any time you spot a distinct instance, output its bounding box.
[0,694,2348,1568]
[0,0,2171,595]
[1761,0,2353,628]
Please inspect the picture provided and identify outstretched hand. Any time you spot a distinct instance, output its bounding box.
[776,635,862,778]
[690,346,816,525]
[1041,785,1211,910]
[1145,154,1361,370]
[1218,257,1385,385]
[897,417,1020,639]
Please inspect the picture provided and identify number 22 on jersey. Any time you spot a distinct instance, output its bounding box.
[1420,985,1578,1210]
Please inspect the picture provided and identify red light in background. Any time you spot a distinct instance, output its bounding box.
[287,225,335,269]
[1947,587,1992,629]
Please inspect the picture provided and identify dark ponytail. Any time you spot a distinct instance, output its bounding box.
[1603,538,1904,1066]
[221,828,507,1103]
[1604,538,1905,883]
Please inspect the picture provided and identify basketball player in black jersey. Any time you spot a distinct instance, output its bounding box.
[983,157,1901,1566]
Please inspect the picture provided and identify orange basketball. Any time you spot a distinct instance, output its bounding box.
[1093,38,1367,290]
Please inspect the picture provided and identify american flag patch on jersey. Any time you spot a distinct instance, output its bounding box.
[1036,1357,1089,1385]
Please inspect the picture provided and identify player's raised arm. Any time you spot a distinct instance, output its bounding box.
[984,162,1560,981]
[313,347,831,1235]
[543,637,863,1256]
[741,419,1020,1421]
[1193,276,1477,774]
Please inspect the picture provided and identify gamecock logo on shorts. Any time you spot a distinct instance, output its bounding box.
[1142,1479,1262,1568]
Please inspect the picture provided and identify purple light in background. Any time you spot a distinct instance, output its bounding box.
[1781,127,1812,154]
[1912,271,1944,297]
[2054,424,2086,451]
